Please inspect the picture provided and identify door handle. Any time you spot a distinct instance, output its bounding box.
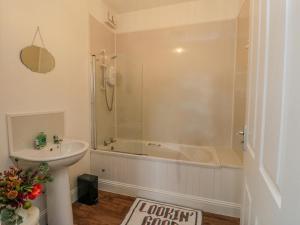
[236,129,246,145]
[236,130,245,136]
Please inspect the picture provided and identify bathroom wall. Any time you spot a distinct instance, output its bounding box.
[232,0,250,159]
[116,57,144,140]
[0,0,110,223]
[116,0,242,33]
[116,4,237,147]
[89,15,116,146]
[0,0,92,185]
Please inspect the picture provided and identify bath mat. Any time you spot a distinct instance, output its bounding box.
[121,198,202,225]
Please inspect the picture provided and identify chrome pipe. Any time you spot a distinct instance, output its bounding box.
[91,55,97,150]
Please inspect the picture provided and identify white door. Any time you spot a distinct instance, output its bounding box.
[242,0,300,224]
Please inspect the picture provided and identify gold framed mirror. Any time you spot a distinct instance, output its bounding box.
[20,45,55,73]
[20,27,55,74]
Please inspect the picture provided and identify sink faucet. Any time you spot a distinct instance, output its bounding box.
[53,135,63,144]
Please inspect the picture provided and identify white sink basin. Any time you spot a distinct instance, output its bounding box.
[10,139,89,225]
[6,112,89,225]
[11,139,89,169]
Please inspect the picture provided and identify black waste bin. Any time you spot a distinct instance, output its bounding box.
[77,174,98,205]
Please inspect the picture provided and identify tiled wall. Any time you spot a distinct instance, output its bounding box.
[115,54,143,140]
[117,20,237,147]
[91,0,249,150]
[8,112,64,152]
[232,0,250,159]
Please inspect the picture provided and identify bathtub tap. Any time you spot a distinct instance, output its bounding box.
[147,142,161,147]
[104,137,116,146]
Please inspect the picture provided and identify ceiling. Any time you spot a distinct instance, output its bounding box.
[102,0,199,14]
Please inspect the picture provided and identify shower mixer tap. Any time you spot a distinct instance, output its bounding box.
[104,137,116,146]
[109,137,117,143]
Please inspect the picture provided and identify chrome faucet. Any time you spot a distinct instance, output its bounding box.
[53,135,63,144]
[103,140,109,146]
[103,137,116,146]
[109,137,116,143]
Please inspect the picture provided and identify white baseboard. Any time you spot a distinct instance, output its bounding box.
[99,179,241,218]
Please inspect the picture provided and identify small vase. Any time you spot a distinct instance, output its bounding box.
[16,208,29,223]
[0,208,27,225]
[19,207,39,225]
[1,207,39,225]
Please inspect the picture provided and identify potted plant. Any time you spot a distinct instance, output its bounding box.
[0,163,52,225]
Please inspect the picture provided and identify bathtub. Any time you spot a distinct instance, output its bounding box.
[91,139,242,217]
[98,139,220,167]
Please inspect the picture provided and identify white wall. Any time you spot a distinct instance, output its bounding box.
[0,0,114,182]
[0,0,92,187]
[238,0,247,10]
[89,0,117,28]
[0,0,111,223]
[116,0,242,33]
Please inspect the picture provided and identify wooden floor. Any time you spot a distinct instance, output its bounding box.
[73,191,240,225]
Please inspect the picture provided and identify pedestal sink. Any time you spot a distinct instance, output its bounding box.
[10,139,89,225]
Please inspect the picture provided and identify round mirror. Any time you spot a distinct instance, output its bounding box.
[20,45,55,73]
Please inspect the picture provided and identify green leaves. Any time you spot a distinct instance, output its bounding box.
[0,208,23,225]
[0,163,53,224]
[19,184,33,192]
[0,181,7,187]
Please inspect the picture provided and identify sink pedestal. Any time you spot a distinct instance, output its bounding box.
[6,137,88,225]
[46,168,73,225]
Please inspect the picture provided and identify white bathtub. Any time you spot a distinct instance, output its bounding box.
[91,139,242,217]
[98,139,220,167]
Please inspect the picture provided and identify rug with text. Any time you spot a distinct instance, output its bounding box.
[121,198,202,225]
